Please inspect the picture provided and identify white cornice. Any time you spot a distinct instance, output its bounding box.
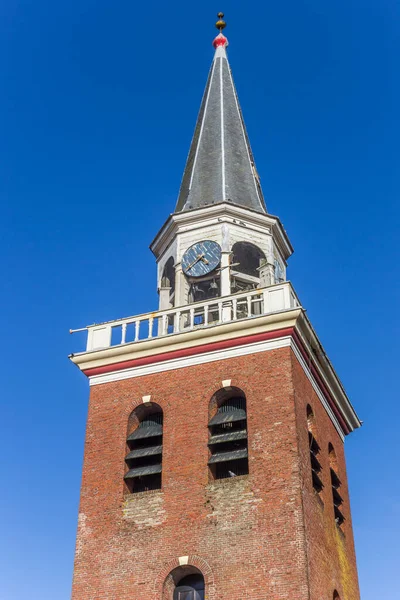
[70,303,361,435]
[150,202,293,263]
[70,308,301,372]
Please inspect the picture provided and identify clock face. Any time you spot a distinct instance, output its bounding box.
[181,240,221,278]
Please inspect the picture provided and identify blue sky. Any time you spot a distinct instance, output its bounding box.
[0,1,398,598]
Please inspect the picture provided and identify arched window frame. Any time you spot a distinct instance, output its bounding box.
[162,565,206,600]
[307,405,323,494]
[329,443,345,527]
[161,256,176,307]
[208,387,249,480]
[124,403,163,494]
[231,241,266,293]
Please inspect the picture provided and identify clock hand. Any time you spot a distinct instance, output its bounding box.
[186,253,205,271]
[200,256,209,264]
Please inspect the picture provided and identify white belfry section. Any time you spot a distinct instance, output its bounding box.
[151,202,292,311]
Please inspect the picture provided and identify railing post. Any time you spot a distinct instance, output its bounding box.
[189,307,195,329]
[134,320,140,342]
[162,314,168,335]
[174,310,181,334]
[218,301,223,323]
[121,323,127,344]
[148,316,154,338]
[204,305,209,326]
[232,298,237,321]
[247,295,252,317]
[262,289,269,314]
[283,282,291,309]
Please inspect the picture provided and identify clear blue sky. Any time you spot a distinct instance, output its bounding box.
[0,1,398,598]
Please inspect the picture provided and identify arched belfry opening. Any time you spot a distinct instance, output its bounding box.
[163,566,205,600]
[124,402,163,494]
[230,241,265,292]
[208,386,249,479]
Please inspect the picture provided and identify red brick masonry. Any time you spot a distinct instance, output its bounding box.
[72,346,360,600]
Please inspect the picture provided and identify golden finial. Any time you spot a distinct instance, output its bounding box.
[215,12,226,32]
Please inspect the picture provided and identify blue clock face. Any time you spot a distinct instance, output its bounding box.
[181,240,222,278]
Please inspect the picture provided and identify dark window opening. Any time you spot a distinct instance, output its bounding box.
[161,257,176,299]
[174,574,205,600]
[231,242,265,278]
[329,444,345,527]
[208,394,249,480]
[309,431,323,493]
[307,406,323,494]
[189,277,220,303]
[124,407,163,494]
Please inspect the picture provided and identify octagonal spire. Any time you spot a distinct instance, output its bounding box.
[175,15,267,214]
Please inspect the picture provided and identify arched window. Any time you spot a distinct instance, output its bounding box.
[232,242,265,282]
[173,574,205,600]
[307,405,323,494]
[124,403,163,493]
[161,257,176,306]
[329,444,344,526]
[208,388,249,479]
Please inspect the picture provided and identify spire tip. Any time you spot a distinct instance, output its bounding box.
[215,12,226,32]
[213,12,228,49]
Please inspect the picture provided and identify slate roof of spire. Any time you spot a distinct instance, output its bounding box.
[175,32,267,214]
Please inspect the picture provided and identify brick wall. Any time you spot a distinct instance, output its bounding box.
[71,346,359,599]
[291,353,360,600]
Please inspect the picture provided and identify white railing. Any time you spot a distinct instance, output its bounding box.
[81,282,300,352]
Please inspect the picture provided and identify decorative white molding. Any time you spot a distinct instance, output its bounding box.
[142,395,151,403]
[88,336,291,386]
[222,379,232,388]
[289,340,345,441]
[178,556,189,566]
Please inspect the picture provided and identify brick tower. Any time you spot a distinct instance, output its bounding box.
[70,14,361,600]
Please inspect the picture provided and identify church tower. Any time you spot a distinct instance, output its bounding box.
[70,14,361,600]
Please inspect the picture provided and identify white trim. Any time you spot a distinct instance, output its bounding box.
[220,56,226,200]
[87,334,346,441]
[88,336,291,386]
[289,340,345,441]
[214,46,227,60]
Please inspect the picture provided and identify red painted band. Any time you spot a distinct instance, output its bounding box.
[83,326,295,377]
[291,330,350,435]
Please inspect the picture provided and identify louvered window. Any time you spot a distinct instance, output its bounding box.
[124,410,163,493]
[329,444,344,526]
[208,396,249,479]
[330,466,344,526]
[309,431,323,493]
[307,405,323,494]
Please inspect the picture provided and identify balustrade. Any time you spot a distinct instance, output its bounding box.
[80,282,299,352]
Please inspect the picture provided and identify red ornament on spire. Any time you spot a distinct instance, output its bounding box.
[213,32,229,49]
